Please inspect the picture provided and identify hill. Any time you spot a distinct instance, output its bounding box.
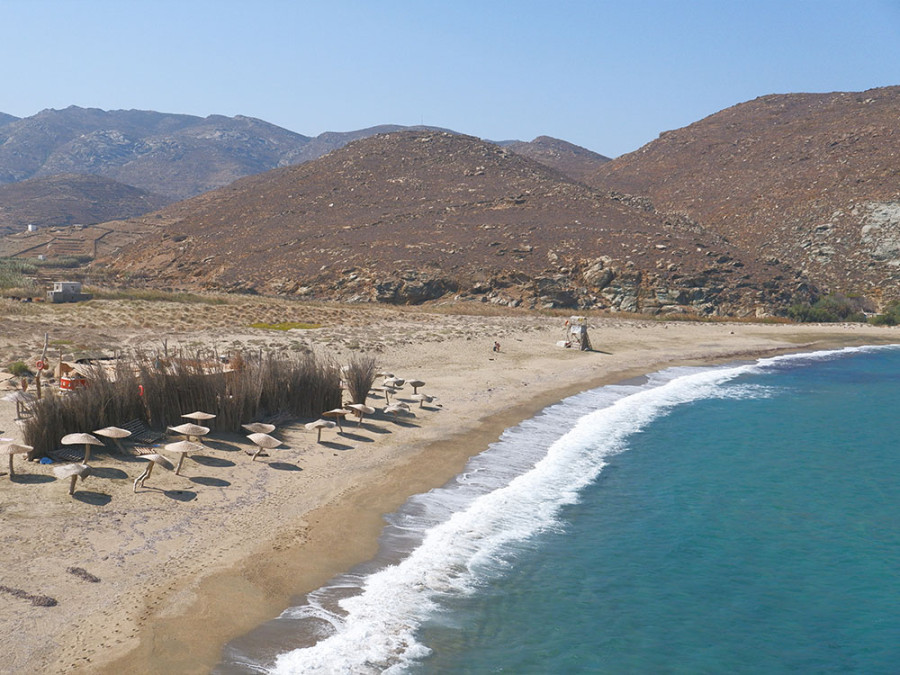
[0,106,313,200]
[503,136,610,182]
[0,173,169,235]
[587,86,900,307]
[96,130,809,315]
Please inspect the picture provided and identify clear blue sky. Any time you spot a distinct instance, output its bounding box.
[2,0,899,157]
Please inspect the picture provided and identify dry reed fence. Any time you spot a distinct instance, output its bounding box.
[22,350,343,455]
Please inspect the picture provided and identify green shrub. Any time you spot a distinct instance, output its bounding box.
[787,294,867,323]
[8,361,31,377]
[869,301,900,326]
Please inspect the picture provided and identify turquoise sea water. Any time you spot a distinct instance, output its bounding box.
[220,346,900,674]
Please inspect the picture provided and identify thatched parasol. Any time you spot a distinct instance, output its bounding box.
[61,432,104,463]
[305,419,336,443]
[384,403,411,416]
[168,422,210,444]
[241,422,276,435]
[409,393,434,408]
[346,403,375,427]
[1,442,32,477]
[246,432,282,461]
[182,410,216,421]
[163,440,203,475]
[133,453,175,492]
[383,376,405,389]
[407,379,426,394]
[93,426,132,452]
[321,408,350,431]
[52,462,92,495]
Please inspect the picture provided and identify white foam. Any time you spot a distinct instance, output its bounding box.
[266,346,895,674]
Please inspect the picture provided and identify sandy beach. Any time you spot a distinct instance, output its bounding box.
[1,298,896,674]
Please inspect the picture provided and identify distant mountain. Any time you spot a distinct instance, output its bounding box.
[0,173,169,236]
[95,130,807,315]
[503,136,611,183]
[0,106,313,200]
[587,86,900,306]
[0,107,612,201]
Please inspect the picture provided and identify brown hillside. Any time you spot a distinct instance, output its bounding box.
[505,136,611,183]
[0,173,169,236]
[588,86,900,306]
[98,131,809,316]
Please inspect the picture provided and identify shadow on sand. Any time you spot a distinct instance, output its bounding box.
[319,440,355,451]
[190,476,231,487]
[9,473,55,484]
[191,455,236,468]
[91,467,129,480]
[73,491,113,506]
[268,462,302,471]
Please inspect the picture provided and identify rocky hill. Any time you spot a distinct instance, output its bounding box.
[0,174,168,235]
[0,112,18,127]
[503,136,610,182]
[0,106,313,200]
[587,86,900,307]
[96,130,810,316]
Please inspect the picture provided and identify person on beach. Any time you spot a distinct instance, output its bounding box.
[493,341,501,352]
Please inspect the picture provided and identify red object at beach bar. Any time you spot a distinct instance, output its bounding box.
[60,374,88,391]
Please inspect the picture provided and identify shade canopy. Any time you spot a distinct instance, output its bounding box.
[168,423,210,436]
[164,440,204,454]
[52,462,92,479]
[247,433,282,449]
[182,411,216,421]
[241,422,276,435]
[139,453,176,471]
[94,426,132,439]
[61,432,103,446]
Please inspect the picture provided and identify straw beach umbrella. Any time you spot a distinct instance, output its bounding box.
[407,379,425,394]
[53,463,91,496]
[322,408,350,431]
[93,426,132,452]
[247,433,282,460]
[133,453,175,492]
[168,422,210,444]
[1,442,32,477]
[346,403,375,427]
[241,422,276,435]
[409,393,433,408]
[61,432,104,463]
[164,440,203,475]
[305,419,336,442]
[182,411,216,422]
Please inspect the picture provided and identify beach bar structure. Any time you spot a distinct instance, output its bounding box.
[564,316,593,351]
[47,281,92,304]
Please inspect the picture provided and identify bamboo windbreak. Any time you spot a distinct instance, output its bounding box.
[22,350,343,455]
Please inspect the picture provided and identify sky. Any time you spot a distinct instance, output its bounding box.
[1,0,899,157]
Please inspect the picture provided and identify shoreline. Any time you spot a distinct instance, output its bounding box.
[1,314,896,675]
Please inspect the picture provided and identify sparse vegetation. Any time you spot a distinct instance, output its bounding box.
[89,288,229,304]
[869,301,900,326]
[344,354,377,405]
[21,349,343,455]
[249,321,321,330]
[7,361,31,377]
[786,294,867,323]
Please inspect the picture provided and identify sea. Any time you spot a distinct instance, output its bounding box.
[217,344,900,674]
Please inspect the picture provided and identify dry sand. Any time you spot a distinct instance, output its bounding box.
[0,297,896,674]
